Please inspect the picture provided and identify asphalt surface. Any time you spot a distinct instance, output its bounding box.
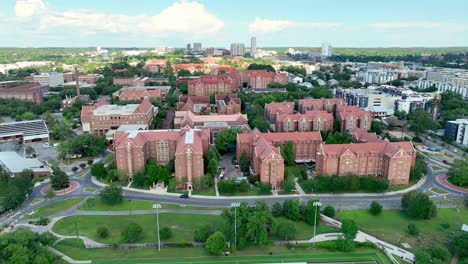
[1,151,466,227]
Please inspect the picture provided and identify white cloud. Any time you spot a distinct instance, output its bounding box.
[369,21,468,32]
[15,0,46,18]
[249,17,341,33]
[15,0,224,35]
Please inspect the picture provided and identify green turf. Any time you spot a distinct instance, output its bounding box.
[84,187,97,193]
[336,207,468,252]
[26,198,83,218]
[53,213,225,244]
[54,238,390,263]
[79,198,224,211]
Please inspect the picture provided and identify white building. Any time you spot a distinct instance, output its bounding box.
[321,42,332,57]
[230,43,245,56]
[193,43,202,52]
[445,119,468,147]
[420,68,468,99]
[251,37,257,57]
[32,72,64,87]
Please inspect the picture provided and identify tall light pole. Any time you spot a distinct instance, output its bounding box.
[230,202,240,249]
[312,201,322,248]
[152,203,161,251]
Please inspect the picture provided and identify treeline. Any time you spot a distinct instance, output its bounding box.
[0,168,33,212]
[300,175,389,193]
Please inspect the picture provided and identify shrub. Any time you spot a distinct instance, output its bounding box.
[87,159,94,165]
[407,224,419,236]
[256,182,272,194]
[96,226,109,238]
[194,224,216,242]
[35,217,50,226]
[336,237,355,252]
[99,184,123,205]
[402,191,437,219]
[79,163,86,169]
[316,241,338,251]
[205,232,226,255]
[238,180,249,192]
[121,223,143,243]
[71,167,78,172]
[160,227,172,240]
[412,136,423,142]
[271,202,283,217]
[218,178,237,195]
[369,201,383,216]
[431,245,450,262]
[90,163,107,179]
[322,205,335,218]
[440,223,450,229]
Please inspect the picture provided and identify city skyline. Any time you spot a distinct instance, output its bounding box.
[1,0,467,47]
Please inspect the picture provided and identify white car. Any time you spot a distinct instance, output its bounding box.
[42,143,52,149]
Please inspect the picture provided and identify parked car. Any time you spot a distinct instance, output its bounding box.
[442,160,448,164]
[179,193,189,199]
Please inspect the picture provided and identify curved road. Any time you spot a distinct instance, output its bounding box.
[1,156,466,226]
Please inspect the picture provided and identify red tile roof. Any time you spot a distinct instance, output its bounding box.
[349,127,382,143]
[238,128,322,144]
[321,141,414,157]
[276,111,333,122]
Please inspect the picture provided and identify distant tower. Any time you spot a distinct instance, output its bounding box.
[251,37,257,57]
[193,43,202,52]
[230,43,245,56]
[74,66,80,97]
[321,42,332,57]
[186,43,191,52]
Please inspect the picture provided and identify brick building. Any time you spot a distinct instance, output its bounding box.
[174,111,248,129]
[337,105,373,132]
[348,127,382,143]
[113,128,210,190]
[264,102,294,124]
[112,86,170,102]
[143,59,167,74]
[188,74,237,96]
[316,141,416,185]
[275,111,333,132]
[216,94,241,115]
[237,129,322,188]
[113,77,151,87]
[81,99,155,136]
[239,70,287,89]
[0,82,43,105]
[177,95,211,113]
[174,64,208,74]
[298,98,347,114]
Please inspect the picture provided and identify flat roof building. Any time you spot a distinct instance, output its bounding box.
[0,120,49,143]
[0,151,52,177]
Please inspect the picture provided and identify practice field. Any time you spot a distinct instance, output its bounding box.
[92,252,386,264]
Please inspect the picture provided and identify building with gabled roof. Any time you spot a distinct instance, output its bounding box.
[237,129,322,188]
[216,94,241,115]
[113,128,210,190]
[316,141,416,185]
[177,95,211,113]
[81,99,156,136]
[337,105,373,132]
[298,98,346,114]
[264,101,295,124]
[349,127,382,143]
[112,86,170,102]
[174,111,248,129]
[188,74,237,96]
[275,111,333,132]
[143,59,167,74]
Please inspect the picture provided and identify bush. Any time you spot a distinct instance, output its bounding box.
[412,136,423,142]
[121,223,143,243]
[316,241,338,251]
[87,159,94,165]
[238,180,249,192]
[218,179,237,195]
[369,201,383,216]
[194,224,216,242]
[280,178,295,193]
[71,167,78,172]
[402,191,437,219]
[322,205,335,218]
[79,163,87,169]
[407,224,419,236]
[205,232,226,255]
[301,175,389,193]
[96,226,109,238]
[282,200,301,221]
[256,182,272,194]
[90,163,107,179]
[336,237,355,252]
[34,217,50,226]
[275,222,296,240]
[160,227,172,240]
[271,202,283,217]
[431,245,450,262]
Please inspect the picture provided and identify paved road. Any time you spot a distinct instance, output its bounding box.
[1,154,466,226]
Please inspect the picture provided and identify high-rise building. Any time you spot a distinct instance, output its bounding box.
[251,37,257,57]
[321,42,332,57]
[186,43,191,52]
[193,42,202,52]
[230,43,245,56]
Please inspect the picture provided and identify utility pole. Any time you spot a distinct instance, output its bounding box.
[312,201,322,248]
[74,220,78,238]
[230,202,240,249]
[152,204,161,251]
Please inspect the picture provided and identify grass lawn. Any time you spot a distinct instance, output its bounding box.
[192,186,217,196]
[27,198,83,218]
[285,165,306,179]
[429,187,448,194]
[53,213,225,244]
[336,207,468,252]
[54,238,390,263]
[79,198,223,211]
[273,217,337,240]
[84,188,96,193]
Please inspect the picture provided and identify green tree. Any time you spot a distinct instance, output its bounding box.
[59,133,106,158]
[280,178,295,193]
[214,128,242,153]
[96,226,109,238]
[370,120,382,135]
[19,111,38,121]
[341,219,358,241]
[410,153,428,182]
[99,184,123,205]
[218,178,237,194]
[90,163,107,179]
[336,236,355,252]
[275,222,296,240]
[160,227,172,240]
[301,199,321,225]
[238,179,249,192]
[448,158,468,186]
[207,158,219,176]
[43,111,56,127]
[282,200,301,221]
[121,222,143,243]
[280,141,295,166]
[431,245,449,262]
[194,224,216,242]
[402,191,437,219]
[415,251,432,264]
[205,232,226,255]
[369,201,382,216]
[25,145,36,156]
[50,165,69,190]
[407,224,419,236]
[271,202,283,217]
[44,188,56,199]
[207,148,221,161]
[50,119,74,140]
[322,205,335,218]
[450,233,468,259]
[239,152,250,173]
[409,108,436,134]
[146,160,171,185]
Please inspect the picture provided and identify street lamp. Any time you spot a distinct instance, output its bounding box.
[152,203,161,251]
[312,201,322,248]
[230,202,240,249]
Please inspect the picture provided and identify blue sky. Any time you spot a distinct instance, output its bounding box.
[1,0,467,47]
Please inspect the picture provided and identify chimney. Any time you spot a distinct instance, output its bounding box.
[74,66,80,97]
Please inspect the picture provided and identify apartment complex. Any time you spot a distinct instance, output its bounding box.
[444,119,468,147]
[112,86,170,101]
[275,111,333,133]
[81,99,155,136]
[237,129,322,188]
[316,141,416,185]
[230,43,245,56]
[264,102,295,124]
[114,128,210,190]
[174,111,248,129]
[419,68,468,99]
[188,74,237,96]
[0,82,43,105]
[177,95,211,113]
[240,70,287,89]
[143,59,167,74]
[337,105,373,132]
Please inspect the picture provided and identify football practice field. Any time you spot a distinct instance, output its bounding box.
[92,252,386,264]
